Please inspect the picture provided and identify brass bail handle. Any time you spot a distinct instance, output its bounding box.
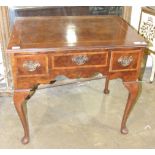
[118,56,133,67]
[23,60,41,72]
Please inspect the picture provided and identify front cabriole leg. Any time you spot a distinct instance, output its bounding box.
[121,81,139,134]
[13,90,30,144]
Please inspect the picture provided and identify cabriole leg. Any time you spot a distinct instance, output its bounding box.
[104,76,110,94]
[121,81,139,134]
[13,91,30,144]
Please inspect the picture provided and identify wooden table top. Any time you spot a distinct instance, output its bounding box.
[7,16,146,52]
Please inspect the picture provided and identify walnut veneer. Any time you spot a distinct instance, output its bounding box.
[7,16,147,144]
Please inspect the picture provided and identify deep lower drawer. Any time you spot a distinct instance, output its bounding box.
[15,54,49,77]
[53,51,108,69]
[109,50,142,72]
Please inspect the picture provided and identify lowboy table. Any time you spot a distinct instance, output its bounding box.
[7,16,147,144]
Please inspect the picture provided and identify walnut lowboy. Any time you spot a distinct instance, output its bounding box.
[7,16,147,144]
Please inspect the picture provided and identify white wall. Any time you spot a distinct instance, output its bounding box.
[130,6,141,30]
[0,44,5,83]
[130,6,152,67]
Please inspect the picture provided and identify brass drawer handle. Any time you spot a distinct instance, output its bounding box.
[23,60,41,72]
[72,55,89,65]
[118,56,133,67]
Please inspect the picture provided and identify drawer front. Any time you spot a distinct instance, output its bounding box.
[15,54,49,77]
[53,51,108,69]
[109,50,141,72]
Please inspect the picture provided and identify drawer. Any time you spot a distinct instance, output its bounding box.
[53,51,108,69]
[109,50,141,72]
[15,54,49,77]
